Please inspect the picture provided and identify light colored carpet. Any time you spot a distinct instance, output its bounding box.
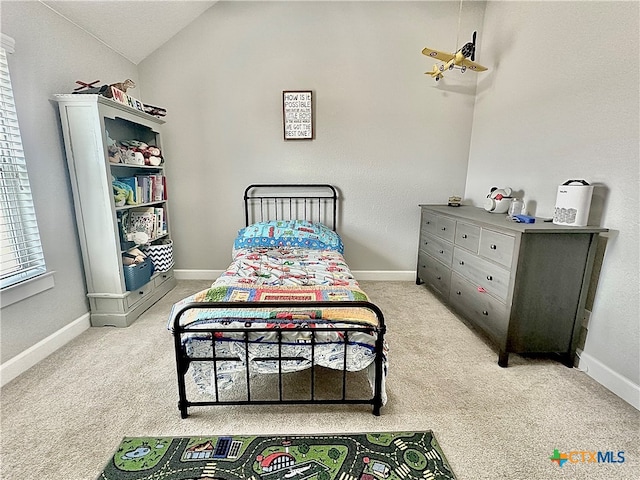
[1,280,638,479]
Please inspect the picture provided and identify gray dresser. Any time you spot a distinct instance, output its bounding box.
[417,205,607,367]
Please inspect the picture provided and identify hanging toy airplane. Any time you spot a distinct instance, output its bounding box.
[422,31,487,81]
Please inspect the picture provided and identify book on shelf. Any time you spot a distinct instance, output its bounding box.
[118,174,165,204]
[154,207,166,236]
[152,174,164,201]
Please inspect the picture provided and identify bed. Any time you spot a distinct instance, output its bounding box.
[169,184,387,417]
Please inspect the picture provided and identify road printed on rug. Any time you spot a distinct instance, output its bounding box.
[99,431,456,480]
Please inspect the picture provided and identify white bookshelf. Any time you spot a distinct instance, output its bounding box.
[54,94,176,327]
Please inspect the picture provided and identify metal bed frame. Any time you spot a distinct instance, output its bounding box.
[243,183,338,230]
[172,184,387,417]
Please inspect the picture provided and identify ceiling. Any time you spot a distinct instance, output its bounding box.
[41,1,218,64]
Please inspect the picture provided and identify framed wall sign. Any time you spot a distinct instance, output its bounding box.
[283,90,313,140]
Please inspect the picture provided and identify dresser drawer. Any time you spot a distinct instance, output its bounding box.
[421,210,439,236]
[479,229,515,268]
[420,232,453,267]
[435,216,456,242]
[450,272,509,344]
[418,251,451,298]
[455,222,480,252]
[452,247,510,302]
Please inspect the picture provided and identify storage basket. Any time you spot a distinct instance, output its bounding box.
[141,239,174,272]
[123,257,154,291]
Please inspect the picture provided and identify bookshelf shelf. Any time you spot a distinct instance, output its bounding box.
[115,201,166,212]
[54,94,177,327]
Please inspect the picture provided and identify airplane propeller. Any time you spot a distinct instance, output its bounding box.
[471,31,477,61]
[459,31,477,60]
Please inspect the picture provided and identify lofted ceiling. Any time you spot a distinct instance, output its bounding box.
[41,1,218,64]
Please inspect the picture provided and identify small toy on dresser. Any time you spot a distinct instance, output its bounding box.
[447,195,462,207]
[484,187,513,213]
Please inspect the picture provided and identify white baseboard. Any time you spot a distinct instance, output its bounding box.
[1,313,91,387]
[174,269,415,282]
[174,269,223,280]
[578,351,640,410]
[351,271,415,281]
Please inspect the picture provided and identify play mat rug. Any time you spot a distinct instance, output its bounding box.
[98,431,457,480]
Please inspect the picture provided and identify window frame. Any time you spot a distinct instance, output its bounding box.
[1,34,54,307]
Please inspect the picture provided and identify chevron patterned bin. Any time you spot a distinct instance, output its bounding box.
[141,239,174,272]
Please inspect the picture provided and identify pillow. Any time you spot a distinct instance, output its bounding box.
[234,220,344,253]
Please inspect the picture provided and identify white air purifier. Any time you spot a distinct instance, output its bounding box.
[553,180,594,227]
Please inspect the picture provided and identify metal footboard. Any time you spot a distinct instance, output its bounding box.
[172,301,386,418]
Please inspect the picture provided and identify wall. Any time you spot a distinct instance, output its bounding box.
[466,1,639,400]
[0,1,139,363]
[138,0,485,273]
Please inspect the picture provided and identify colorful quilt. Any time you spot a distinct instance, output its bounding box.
[169,222,387,403]
[170,243,379,328]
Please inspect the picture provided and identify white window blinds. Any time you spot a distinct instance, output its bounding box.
[0,43,47,290]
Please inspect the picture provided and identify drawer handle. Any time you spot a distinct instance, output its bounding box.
[461,234,468,239]
[482,310,489,316]
[439,250,444,254]
[486,275,493,281]
[425,221,431,224]
[456,290,462,295]
[436,275,442,280]
[441,227,446,231]
[490,244,497,250]
[459,260,464,265]
[139,290,145,295]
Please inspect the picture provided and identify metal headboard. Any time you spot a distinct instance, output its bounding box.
[244,184,338,230]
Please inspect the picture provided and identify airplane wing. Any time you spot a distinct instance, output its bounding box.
[461,58,488,71]
[421,47,454,62]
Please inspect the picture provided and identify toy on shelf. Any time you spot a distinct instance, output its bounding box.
[110,79,135,93]
[122,247,147,265]
[107,133,163,167]
[103,79,136,98]
[74,80,101,91]
[72,78,135,98]
[72,79,167,118]
[143,103,167,118]
[106,130,125,164]
[121,140,163,166]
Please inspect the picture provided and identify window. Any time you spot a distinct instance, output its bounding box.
[1,34,53,305]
